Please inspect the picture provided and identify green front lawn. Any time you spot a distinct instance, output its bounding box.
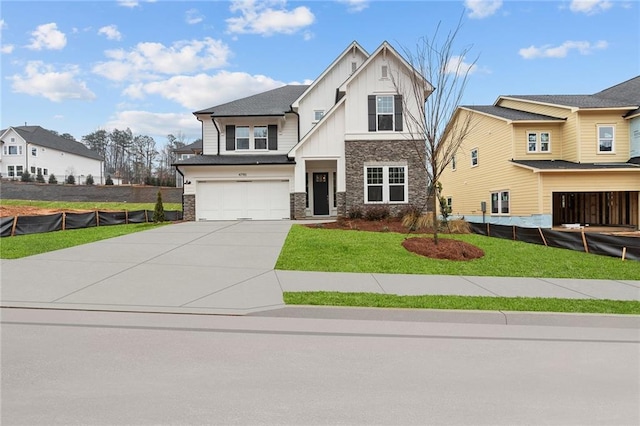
[0,199,182,211]
[275,225,640,280]
[0,223,167,259]
[284,292,640,315]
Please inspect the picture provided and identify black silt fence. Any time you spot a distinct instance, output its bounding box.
[469,222,639,261]
[14,213,63,236]
[1,216,15,237]
[65,212,97,230]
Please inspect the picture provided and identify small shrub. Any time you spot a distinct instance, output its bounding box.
[363,205,390,221]
[448,219,471,234]
[85,174,94,185]
[152,190,165,223]
[66,174,76,185]
[36,172,45,183]
[395,204,423,219]
[20,171,32,182]
[48,174,58,184]
[347,205,364,219]
[402,213,435,231]
[105,175,114,185]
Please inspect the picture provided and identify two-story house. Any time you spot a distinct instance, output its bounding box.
[439,76,640,229]
[0,126,104,184]
[174,41,431,221]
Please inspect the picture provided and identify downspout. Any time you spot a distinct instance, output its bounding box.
[175,166,186,217]
[24,142,29,179]
[212,116,220,155]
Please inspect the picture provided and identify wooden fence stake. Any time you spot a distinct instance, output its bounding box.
[11,216,18,237]
[512,226,516,241]
[62,212,66,230]
[96,211,100,227]
[622,247,627,261]
[538,227,548,247]
[581,231,589,253]
[125,210,129,224]
[486,223,490,237]
[144,210,149,223]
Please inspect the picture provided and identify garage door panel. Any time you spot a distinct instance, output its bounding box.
[197,180,289,220]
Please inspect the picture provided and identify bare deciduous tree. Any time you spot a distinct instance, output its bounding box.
[393,16,477,244]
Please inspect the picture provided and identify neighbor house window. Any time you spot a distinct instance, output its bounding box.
[597,125,614,153]
[7,146,21,155]
[236,126,250,150]
[31,147,37,156]
[37,168,42,176]
[365,165,407,204]
[43,168,48,175]
[313,110,325,122]
[527,131,551,152]
[377,95,394,131]
[16,165,23,176]
[471,148,478,167]
[451,155,457,171]
[446,197,453,213]
[7,166,14,177]
[254,126,267,150]
[30,166,36,174]
[491,191,510,215]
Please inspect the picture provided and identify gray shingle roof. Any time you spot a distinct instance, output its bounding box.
[174,139,202,154]
[2,126,103,161]
[594,76,640,104]
[463,105,565,121]
[511,160,640,170]
[173,154,294,166]
[194,85,310,116]
[501,94,635,109]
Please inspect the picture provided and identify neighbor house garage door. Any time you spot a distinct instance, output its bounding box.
[196,180,290,220]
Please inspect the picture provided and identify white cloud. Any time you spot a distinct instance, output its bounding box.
[10,61,96,102]
[104,110,201,140]
[117,0,139,8]
[338,0,369,13]
[185,9,204,25]
[444,56,478,76]
[27,23,67,50]
[122,71,286,110]
[0,19,6,30]
[519,40,608,59]
[465,0,503,19]
[226,0,315,36]
[1,44,14,54]
[98,25,122,41]
[92,37,231,82]
[570,0,613,15]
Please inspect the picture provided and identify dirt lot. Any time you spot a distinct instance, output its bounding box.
[1,206,98,218]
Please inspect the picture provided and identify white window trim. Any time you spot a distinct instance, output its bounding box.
[527,131,551,153]
[6,145,22,155]
[470,148,478,167]
[312,109,325,123]
[363,165,408,204]
[376,95,394,132]
[235,126,250,150]
[597,124,615,154]
[234,125,271,151]
[490,190,510,215]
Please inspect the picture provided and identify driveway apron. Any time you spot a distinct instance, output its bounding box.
[1,221,293,315]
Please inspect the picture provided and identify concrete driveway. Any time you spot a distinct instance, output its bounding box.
[1,221,294,315]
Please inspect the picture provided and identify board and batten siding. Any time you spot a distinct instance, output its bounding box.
[540,171,640,214]
[576,111,630,163]
[297,49,367,138]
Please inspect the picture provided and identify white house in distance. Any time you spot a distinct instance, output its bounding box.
[0,126,103,184]
[174,41,432,221]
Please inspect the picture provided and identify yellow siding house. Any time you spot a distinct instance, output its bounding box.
[440,76,640,229]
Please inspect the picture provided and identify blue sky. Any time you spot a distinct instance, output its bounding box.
[1,0,638,145]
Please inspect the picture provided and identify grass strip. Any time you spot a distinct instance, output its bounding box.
[0,223,167,259]
[283,292,640,315]
[0,199,182,211]
[275,225,640,280]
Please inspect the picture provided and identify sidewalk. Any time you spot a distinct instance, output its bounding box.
[1,221,638,326]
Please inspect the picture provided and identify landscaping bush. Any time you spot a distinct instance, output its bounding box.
[48,174,58,184]
[20,171,33,182]
[363,205,390,221]
[347,205,364,219]
[152,190,165,223]
[105,175,114,185]
[66,174,75,185]
[85,174,94,185]
[395,204,423,219]
[36,172,45,183]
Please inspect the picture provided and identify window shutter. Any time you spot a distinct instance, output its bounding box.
[225,125,235,151]
[268,125,278,150]
[394,95,403,131]
[368,95,376,132]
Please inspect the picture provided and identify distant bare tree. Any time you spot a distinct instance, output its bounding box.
[393,15,477,244]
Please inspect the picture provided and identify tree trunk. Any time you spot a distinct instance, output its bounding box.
[432,184,439,245]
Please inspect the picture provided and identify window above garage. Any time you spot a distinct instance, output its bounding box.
[226,125,278,152]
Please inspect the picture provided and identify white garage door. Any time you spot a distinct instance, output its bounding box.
[197,180,290,220]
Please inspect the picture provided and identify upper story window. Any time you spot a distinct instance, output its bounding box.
[254,126,267,150]
[527,131,551,153]
[471,148,478,167]
[597,125,614,153]
[351,62,357,73]
[451,154,457,171]
[368,95,403,132]
[313,110,325,122]
[4,145,22,155]
[236,126,250,150]
[31,147,38,157]
[381,65,389,79]
[226,125,278,152]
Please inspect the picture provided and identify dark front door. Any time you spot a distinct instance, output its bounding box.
[313,172,329,215]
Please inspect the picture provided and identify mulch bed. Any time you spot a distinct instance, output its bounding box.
[306,218,485,261]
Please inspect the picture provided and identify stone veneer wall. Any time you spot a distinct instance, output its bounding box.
[336,192,347,217]
[344,140,428,216]
[183,194,195,221]
[291,192,307,219]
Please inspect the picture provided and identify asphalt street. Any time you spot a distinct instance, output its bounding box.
[2,308,639,425]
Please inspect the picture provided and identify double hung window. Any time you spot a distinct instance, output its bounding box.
[236,126,250,150]
[527,132,551,153]
[597,125,614,153]
[365,165,407,203]
[254,127,267,150]
[376,96,394,131]
[491,191,510,215]
[471,148,478,167]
